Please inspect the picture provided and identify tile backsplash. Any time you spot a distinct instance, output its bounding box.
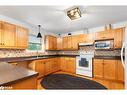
[0,46,121,58]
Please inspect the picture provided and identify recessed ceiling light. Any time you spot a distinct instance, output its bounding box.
[67,7,81,20]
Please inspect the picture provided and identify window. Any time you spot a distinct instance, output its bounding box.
[28,34,42,51]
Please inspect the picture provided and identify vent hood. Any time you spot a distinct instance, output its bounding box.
[79,42,94,46]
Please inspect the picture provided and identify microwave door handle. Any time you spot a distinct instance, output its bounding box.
[121,42,125,68]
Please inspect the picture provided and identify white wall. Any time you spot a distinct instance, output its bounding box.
[60,21,127,36]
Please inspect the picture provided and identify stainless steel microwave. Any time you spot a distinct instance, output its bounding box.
[95,40,114,49]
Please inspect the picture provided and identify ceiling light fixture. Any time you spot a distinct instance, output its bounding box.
[67,7,81,20]
[37,25,42,38]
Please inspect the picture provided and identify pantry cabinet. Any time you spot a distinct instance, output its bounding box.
[114,28,125,49]
[60,57,76,74]
[45,35,57,50]
[16,26,28,49]
[93,58,124,82]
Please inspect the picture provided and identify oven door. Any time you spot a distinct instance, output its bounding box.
[76,56,92,71]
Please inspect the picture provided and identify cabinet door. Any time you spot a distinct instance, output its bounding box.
[93,59,103,78]
[95,31,104,40]
[45,59,52,75]
[103,30,114,39]
[103,59,117,80]
[114,28,124,49]
[16,26,28,49]
[63,37,68,50]
[51,58,60,72]
[0,21,2,46]
[66,58,76,74]
[60,57,67,71]
[35,60,45,78]
[117,60,124,82]
[78,34,86,43]
[71,36,78,50]
[2,22,16,47]
[85,33,94,42]
[52,36,57,50]
[57,37,63,50]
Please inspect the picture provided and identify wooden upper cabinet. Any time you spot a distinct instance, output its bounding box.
[93,59,103,78]
[114,28,125,49]
[57,37,63,50]
[103,59,117,80]
[63,36,72,50]
[45,35,57,50]
[117,60,124,82]
[95,30,114,40]
[16,26,29,49]
[85,33,95,42]
[71,35,79,50]
[2,22,16,47]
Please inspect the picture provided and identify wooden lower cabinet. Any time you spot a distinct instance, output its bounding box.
[93,59,124,82]
[9,76,37,90]
[29,58,60,78]
[103,60,116,80]
[117,60,124,82]
[60,57,76,74]
[93,59,103,78]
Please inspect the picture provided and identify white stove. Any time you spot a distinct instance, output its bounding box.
[76,51,94,77]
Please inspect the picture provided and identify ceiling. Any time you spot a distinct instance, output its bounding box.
[0,6,127,34]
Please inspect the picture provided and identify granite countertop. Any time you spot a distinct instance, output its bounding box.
[0,62,38,86]
[94,56,122,60]
[0,54,79,63]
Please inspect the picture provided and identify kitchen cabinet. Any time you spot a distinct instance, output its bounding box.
[114,28,125,49]
[63,35,79,50]
[95,30,114,40]
[60,57,76,74]
[93,58,124,82]
[117,60,124,82]
[0,21,29,49]
[0,21,16,48]
[9,76,37,90]
[45,35,57,50]
[85,33,95,42]
[103,59,116,80]
[57,37,63,50]
[16,26,29,49]
[29,58,60,78]
[93,59,103,78]
[51,58,60,72]
[0,21,2,47]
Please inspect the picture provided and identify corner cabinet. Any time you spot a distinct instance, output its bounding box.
[45,35,57,50]
[0,21,29,49]
[16,26,28,49]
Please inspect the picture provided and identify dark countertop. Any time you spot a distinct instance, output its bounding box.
[0,62,38,86]
[0,54,79,63]
[94,56,122,60]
